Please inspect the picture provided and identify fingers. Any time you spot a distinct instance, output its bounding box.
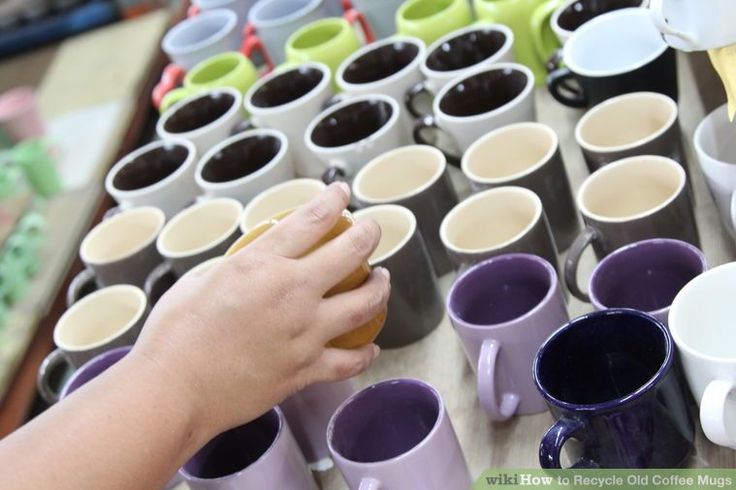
[316,268,390,341]
[249,183,351,258]
[309,344,381,383]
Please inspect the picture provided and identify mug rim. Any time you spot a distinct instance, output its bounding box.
[162,9,237,56]
[461,122,558,184]
[550,0,648,39]
[397,0,455,22]
[434,62,535,122]
[105,139,197,199]
[244,62,332,116]
[352,145,446,204]
[447,253,558,331]
[286,17,350,54]
[156,87,243,141]
[576,155,686,224]
[588,238,707,317]
[54,285,147,353]
[533,308,674,412]
[336,36,426,92]
[249,0,323,27]
[694,103,734,170]
[352,205,417,265]
[440,186,542,255]
[240,178,326,232]
[326,377,445,466]
[575,92,678,154]
[156,197,243,259]
[59,345,132,400]
[184,51,253,88]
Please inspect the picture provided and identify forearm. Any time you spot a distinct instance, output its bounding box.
[0,352,212,490]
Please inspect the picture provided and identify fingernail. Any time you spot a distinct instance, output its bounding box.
[372,344,381,360]
[378,267,391,281]
[336,182,351,199]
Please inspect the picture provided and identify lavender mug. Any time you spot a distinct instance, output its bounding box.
[447,253,569,421]
[327,378,472,489]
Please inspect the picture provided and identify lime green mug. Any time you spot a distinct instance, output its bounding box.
[396,0,473,46]
[474,0,563,83]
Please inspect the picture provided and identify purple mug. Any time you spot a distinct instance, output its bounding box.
[181,406,317,490]
[447,254,569,421]
[587,238,707,326]
[327,378,472,490]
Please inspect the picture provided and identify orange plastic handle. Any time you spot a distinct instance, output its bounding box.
[341,0,354,10]
[241,24,275,74]
[151,64,186,109]
[187,4,201,17]
[344,8,375,44]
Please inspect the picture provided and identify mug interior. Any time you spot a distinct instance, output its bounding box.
[354,206,416,264]
[182,409,281,479]
[342,41,420,85]
[426,27,507,72]
[579,157,683,221]
[242,179,325,231]
[250,66,324,109]
[330,379,440,463]
[557,0,644,32]
[440,67,528,117]
[402,0,453,20]
[159,199,241,256]
[354,146,443,202]
[62,346,130,398]
[310,99,394,148]
[81,208,165,265]
[112,143,190,192]
[188,53,243,85]
[291,20,345,50]
[449,255,553,326]
[536,311,668,405]
[163,92,236,134]
[201,134,281,183]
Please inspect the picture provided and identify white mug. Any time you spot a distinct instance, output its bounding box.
[241,178,326,231]
[669,262,736,449]
[193,0,256,31]
[161,9,241,70]
[650,0,736,51]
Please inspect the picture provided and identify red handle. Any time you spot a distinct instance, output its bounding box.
[344,8,375,44]
[341,0,354,10]
[187,4,201,17]
[152,64,186,109]
[241,24,275,74]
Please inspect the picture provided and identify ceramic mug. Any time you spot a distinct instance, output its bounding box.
[36,285,148,404]
[241,178,326,232]
[0,86,45,143]
[327,378,472,489]
[440,186,558,271]
[352,145,458,276]
[105,139,199,218]
[413,62,536,161]
[462,122,579,251]
[551,0,646,45]
[547,8,677,108]
[587,238,707,326]
[195,128,294,203]
[192,0,255,31]
[344,0,403,39]
[670,262,736,449]
[181,407,317,490]
[448,254,569,421]
[565,156,699,301]
[650,0,736,52]
[244,62,333,178]
[575,92,685,173]
[395,0,473,46]
[534,309,694,468]
[353,205,444,348]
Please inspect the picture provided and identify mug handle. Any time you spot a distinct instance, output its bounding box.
[564,226,599,302]
[322,94,347,111]
[230,118,256,136]
[700,380,736,448]
[322,166,347,185]
[540,417,595,468]
[152,64,186,110]
[341,0,354,10]
[37,348,71,405]
[405,81,431,119]
[649,0,697,45]
[343,8,375,44]
[144,262,175,305]
[102,205,123,221]
[529,0,561,68]
[187,4,200,17]
[359,478,382,490]
[412,115,461,168]
[66,268,97,308]
[241,24,275,74]
[477,338,520,421]
[546,50,587,108]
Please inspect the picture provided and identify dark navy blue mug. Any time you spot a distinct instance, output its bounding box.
[533,309,694,468]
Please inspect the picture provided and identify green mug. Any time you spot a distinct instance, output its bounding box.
[474,0,563,83]
[396,0,473,46]
[12,139,62,198]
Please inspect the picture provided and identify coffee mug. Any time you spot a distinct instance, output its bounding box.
[225,210,386,349]
[650,0,736,52]
[413,62,536,160]
[670,262,736,449]
[156,198,243,277]
[353,205,444,348]
[440,186,559,271]
[0,86,45,144]
[305,94,407,183]
[395,0,472,46]
[575,92,685,173]
[37,285,148,404]
[192,0,255,31]
[157,87,246,157]
[587,239,707,326]
[66,268,99,308]
[551,0,646,44]
[244,62,333,178]
[565,156,699,301]
[181,406,318,490]
[547,8,677,108]
[105,139,198,218]
[535,309,694,468]
[143,262,179,306]
[448,254,568,421]
[195,128,294,203]
[352,145,458,276]
[78,207,166,289]
[344,0,403,39]
[474,0,561,83]
[241,178,326,232]
[462,122,579,251]
[327,378,472,489]
[693,104,736,238]
[162,9,242,71]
